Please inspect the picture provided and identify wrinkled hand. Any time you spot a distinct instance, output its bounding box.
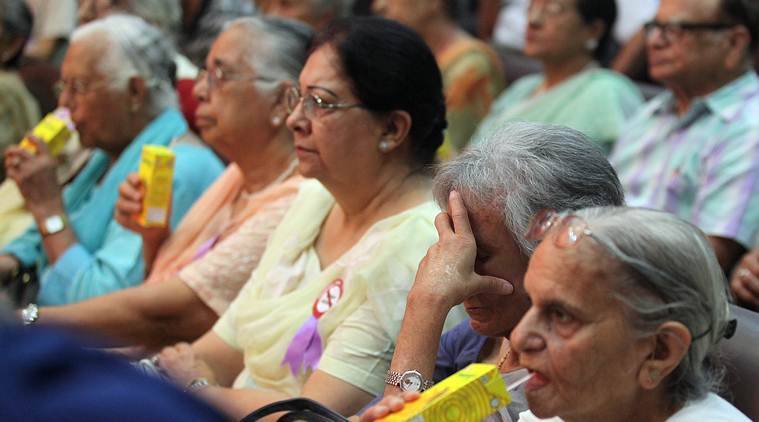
[410,190,513,310]
[114,173,170,242]
[157,342,215,388]
[4,137,62,215]
[359,392,420,421]
[730,249,759,311]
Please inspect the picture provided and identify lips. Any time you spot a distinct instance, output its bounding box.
[525,369,550,391]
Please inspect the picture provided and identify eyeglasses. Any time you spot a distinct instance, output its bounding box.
[643,20,735,43]
[196,66,276,91]
[53,78,110,98]
[285,86,364,119]
[525,209,720,341]
[527,0,569,19]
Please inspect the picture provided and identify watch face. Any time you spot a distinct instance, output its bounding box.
[400,371,423,392]
[45,215,65,234]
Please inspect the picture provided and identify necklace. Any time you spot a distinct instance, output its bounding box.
[497,342,512,372]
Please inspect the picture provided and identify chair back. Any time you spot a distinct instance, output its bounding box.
[719,304,759,420]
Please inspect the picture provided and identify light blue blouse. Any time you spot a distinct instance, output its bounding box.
[3,108,224,305]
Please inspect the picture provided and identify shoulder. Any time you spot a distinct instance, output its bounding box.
[668,393,750,421]
[581,69,642,98]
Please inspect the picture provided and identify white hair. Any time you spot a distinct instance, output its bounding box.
[433,122,625,256]
[572,206,732,406]
[119,0,181,37]
[71,14,177,117]
[223,16,313,83]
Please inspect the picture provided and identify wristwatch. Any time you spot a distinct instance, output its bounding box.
[186,377,213,392]
[39,214,67,237]
[385,369,434,392]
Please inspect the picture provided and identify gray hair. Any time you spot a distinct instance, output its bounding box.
[572,206,731,406]
[71,14,178,117]
[433,122,625,256]
[223,16,314,83]
[117,0,181,39]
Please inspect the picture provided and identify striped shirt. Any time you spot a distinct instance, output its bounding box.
[610,71,759,248]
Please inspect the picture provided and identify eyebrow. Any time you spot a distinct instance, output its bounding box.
[306,84,339,98]
[541,298,584,317]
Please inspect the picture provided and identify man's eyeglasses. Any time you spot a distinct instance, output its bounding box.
[285,86,364,119]
[643,20,735,43]
[196,66,276,91]
[53,78,110,98]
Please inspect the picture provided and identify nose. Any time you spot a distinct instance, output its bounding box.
[58,86,74,111]
[510,307,546,356]
[193,74,209,102]
[285,97,309,135]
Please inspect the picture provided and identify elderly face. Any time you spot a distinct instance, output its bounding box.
[193,26,284,161]
[646,0,737,90]
[463,204,530,337]
[286,45,389,184]
[264,0,329,30]
[524,0,598,62]
[510,236,651,420]
[58,37,133,152]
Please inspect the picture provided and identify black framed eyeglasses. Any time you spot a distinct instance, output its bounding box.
[643,20,736,42]
[285,86,364,119]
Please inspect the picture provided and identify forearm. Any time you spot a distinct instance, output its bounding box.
[385,291,451,395]
[141,231,170,275]
[41,278,217,349]
[31,201,77,264]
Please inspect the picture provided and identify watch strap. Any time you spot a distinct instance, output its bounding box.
[39,214,67,237]
[384,369,434,391]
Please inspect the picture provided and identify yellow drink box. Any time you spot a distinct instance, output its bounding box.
[379,364,511,422]
[137,145,175,227]
[19,108,74,156]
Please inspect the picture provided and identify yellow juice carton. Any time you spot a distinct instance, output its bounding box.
[137,145,175,227]
[379,364,511,422]
[20,108,74,156]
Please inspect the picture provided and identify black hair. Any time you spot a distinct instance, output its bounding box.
[311,16,447,167]
[575,0,617,61]
[720,0,759,53]
[0,0,33,68]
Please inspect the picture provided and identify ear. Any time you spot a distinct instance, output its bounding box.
[269,81,292,128]
[584,19,606,46]
[724,25,752,70]
[378,110,412,153]
[637,321,691,390]
[127,77,148,112]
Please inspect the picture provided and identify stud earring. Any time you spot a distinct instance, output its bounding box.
[585,39,598,51]
[378,141,392,153]
[272,116,282,126]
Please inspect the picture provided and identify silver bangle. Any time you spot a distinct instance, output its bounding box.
[185,377,213,392]
[21,303,39,325]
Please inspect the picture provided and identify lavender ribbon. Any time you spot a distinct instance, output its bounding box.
[282,315,323,376]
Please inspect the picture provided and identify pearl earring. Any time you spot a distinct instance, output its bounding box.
[272,116,282,126]
[378,141,392,153]
[585,39,598,51]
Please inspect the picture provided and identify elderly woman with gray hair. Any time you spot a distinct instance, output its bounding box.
[508,206,747,421]
[0,14,223,307]
[363,122,623,421]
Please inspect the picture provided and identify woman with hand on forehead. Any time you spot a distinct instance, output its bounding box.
[154,17,466,419]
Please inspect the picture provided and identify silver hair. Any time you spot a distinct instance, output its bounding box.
[71,14,178,117]
[223,16,313,83]
[119,0,181,39]
[433,122,625,256]
[572,206,731,406]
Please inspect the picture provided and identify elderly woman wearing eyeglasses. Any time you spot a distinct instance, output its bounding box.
[362,122,624,422]
[28,17,312,350]
[0,15,223,307]
[507,207,748,421]
[153,17,466,419]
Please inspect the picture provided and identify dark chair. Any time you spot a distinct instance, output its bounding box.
[719,304,759,420]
